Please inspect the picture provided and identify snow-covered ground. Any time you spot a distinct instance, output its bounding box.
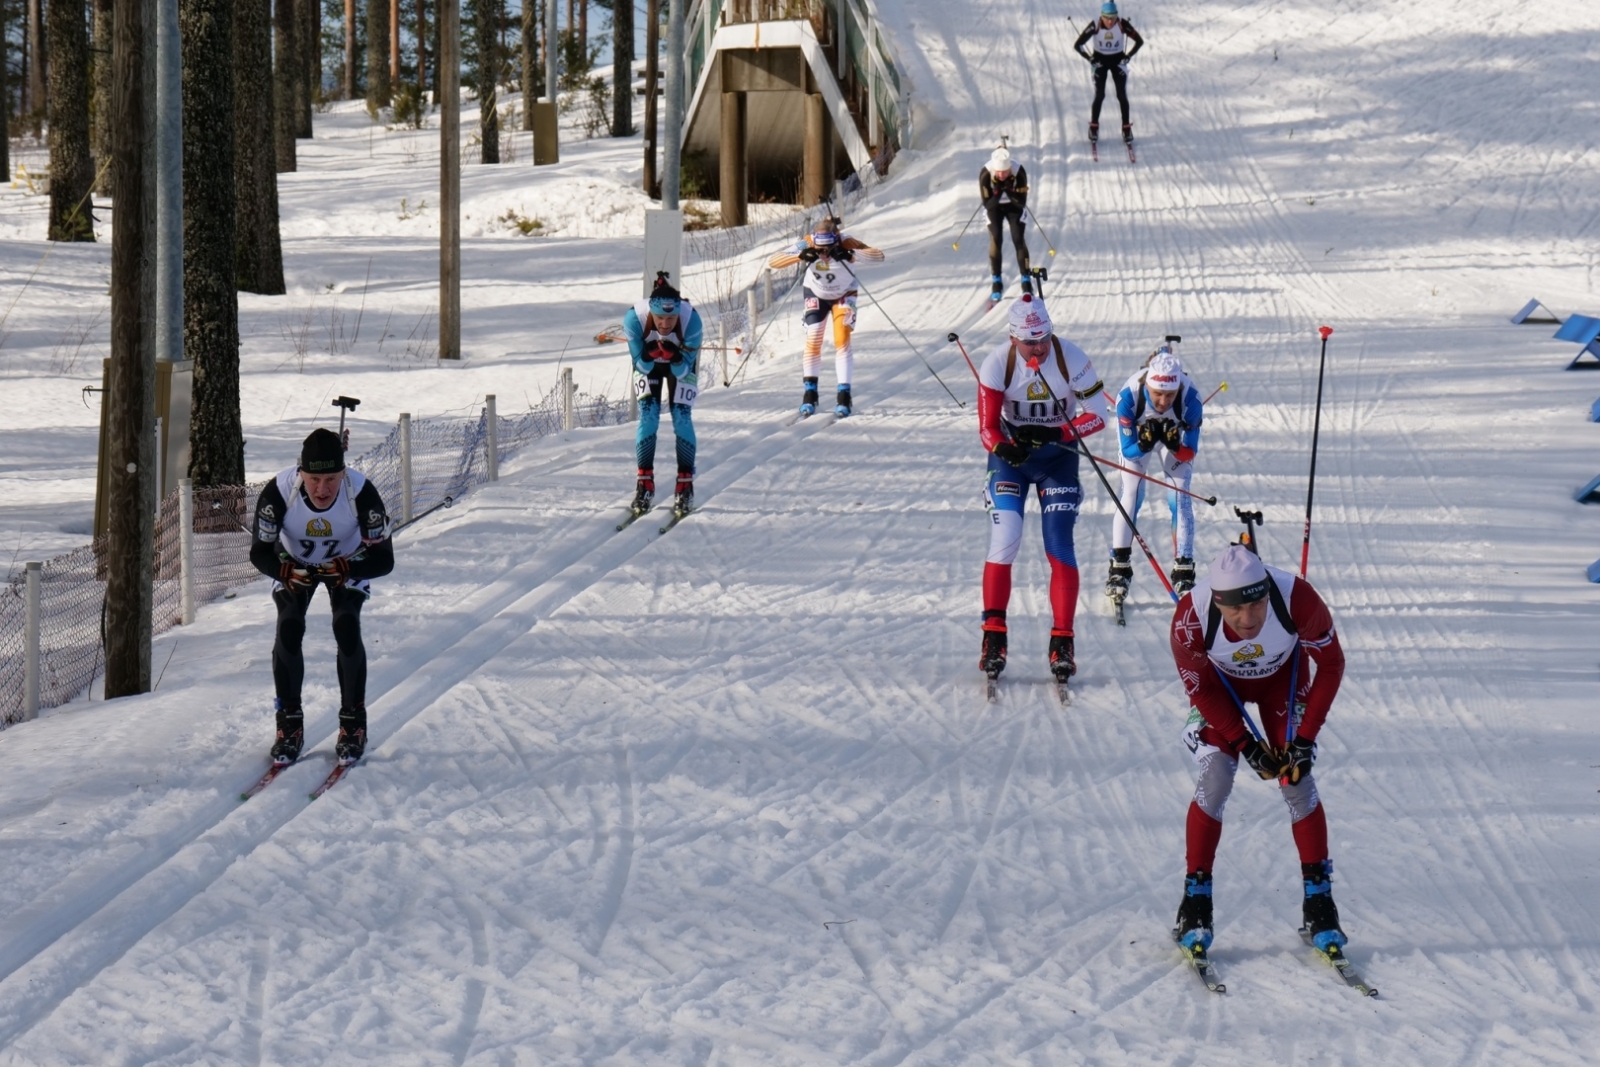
[2,0,1599,1062]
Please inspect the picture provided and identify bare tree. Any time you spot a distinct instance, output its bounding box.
[297,0,314,133]
[273,0,299,170]
[182,0,245,487]
[238,0,285,293]
[91,0,114,193]
[474,0,498,162]
[520,0,538,128]
[1,0,8,179]
[366,0,390,108]
[106,0,155,698]
[610,0,630,137]
[417,0,428,95]
[344,0,356,98]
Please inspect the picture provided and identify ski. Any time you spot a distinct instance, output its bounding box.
[1090,139,1099,163]
[1126,140,1137,164]
[1055,680,1072,706]
[985,672,1001,703]
[240,761,291,801]
[616,505,651,532]
[658,505,693,535]
[309,759,356,800]
[1299,929,1378,997]
[1111,594,1127,627]
[1172,932,1226,993]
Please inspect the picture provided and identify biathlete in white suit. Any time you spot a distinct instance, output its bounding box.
[766,215,884,418]
[249,428,394,767]
[1107,345,1204,597]
[1169,545,1350,956]
[624,273,704,517]
[976,294,1110,682]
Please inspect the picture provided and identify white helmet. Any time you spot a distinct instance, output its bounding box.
[988,147,1013,175]
[1008,294,1052,342]
[1146,350,1183,393]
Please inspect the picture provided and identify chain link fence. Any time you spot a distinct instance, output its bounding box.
[0,383,631,727]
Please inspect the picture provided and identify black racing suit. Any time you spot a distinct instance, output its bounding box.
[249,477,394,712]
[980,165,1030,280]
[1074,17,1144,130]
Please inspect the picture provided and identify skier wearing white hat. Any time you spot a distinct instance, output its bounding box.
[975,294,1110,690]
[1107,342,1205,599]
[978,147,1031,305]
[1168,543,1351,963]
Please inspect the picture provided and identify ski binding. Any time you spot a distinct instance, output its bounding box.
[1300,928,1378,996]
[1172,929,1225,993]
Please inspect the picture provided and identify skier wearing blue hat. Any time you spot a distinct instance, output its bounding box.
[621,273,704,523]
[1073,1,1144,157]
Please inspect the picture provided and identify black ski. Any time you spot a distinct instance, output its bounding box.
[1299,929,1378,996]
[1111,594,1126,627]
[1055,679,1071,706]
[658,504,693,535]
[1126,140,1137,164]
[985,672,1001,703]
[1172,931,1226,993]
[616,504,651,531]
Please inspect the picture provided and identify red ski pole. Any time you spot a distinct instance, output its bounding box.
[947,331,981,381]
[1300,326,1333,578]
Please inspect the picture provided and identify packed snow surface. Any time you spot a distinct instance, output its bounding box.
[1,0,1598,1063]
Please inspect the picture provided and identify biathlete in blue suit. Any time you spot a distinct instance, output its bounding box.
[625,273,704,516]
[1106,345,1204,597]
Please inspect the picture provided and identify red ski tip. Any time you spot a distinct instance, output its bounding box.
[1318,325,1333,339]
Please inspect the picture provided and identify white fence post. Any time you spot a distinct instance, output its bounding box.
[399,413,414,524]
[179,478,195,625]
[485,394,499,482]
[747,288,759,351]
[763,268,773,308]
[718,319,728,385]
[23,561,41,721]
[561,367,575,431]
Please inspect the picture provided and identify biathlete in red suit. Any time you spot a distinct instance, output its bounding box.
[976,294,1110,683]
[1168,545,1352,954]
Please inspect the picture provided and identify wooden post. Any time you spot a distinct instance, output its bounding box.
[390,0,400,82]
[719,89,746,227]
[399,413,414,522]
[106,0,156,698]
[643,0,659,196]
[440,0,461,360]
[179,478,195,624]
[485,394,498,481]
[803,91,826,206]
[611,0,632,137]
[561,367,574,431]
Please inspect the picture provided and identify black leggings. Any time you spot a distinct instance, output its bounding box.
[273,581,368,711]
[1091,63,1130,127]
[986,202,1030,278]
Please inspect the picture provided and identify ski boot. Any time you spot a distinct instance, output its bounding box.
[1170,557,1196,594]
[1106,547,1133,599]
[1088,121,1099,144]
[799,376,820,418]
[988,275,1004,305]
[1048,632,1075,681]
[270,700,304,766]
[1301,860,1347,952]
[1122,123,1134,145]
[335,705,367,765]
[979,626,1007,678]
[835,386,852,418]
[630,470,655,515]
[1174,870,1214,951]
[673,471,695,517]
[1019,275,1034,296]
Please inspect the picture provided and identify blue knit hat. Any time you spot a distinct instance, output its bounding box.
[1101,1,1118,16]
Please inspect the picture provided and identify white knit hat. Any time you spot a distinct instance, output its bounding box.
[1007,294,1052,341]
[988,147,1013,175]
[1146,351,1183,393]
[1208,545,1270,605]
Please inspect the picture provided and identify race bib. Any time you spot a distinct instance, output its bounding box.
[674,382,699,407]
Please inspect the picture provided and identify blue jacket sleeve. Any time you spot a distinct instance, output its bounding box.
[623,307,652,376]
[1181,387,1204,452]
[671,310,704,381]
[1116,387,1143,460]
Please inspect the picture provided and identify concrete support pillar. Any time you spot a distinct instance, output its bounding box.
[803,91,828,207]
[720,91,748,228]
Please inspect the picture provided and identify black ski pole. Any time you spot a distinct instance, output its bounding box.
[1299,326,1333,578]
[333,395,361,451]
[1022,206,1058,259]
[840,263,965,407]
[952,204,984,251]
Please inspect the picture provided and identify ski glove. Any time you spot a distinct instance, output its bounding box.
[1162,421,1186,451]
[799,248,821,263]
[319,557,352,586]
[1137,420,1167,453]
[646,340,679,363]
[1013,424,1063,448]
[992,441,1032,466]
[1283,737,1315,785]
[1240,738,1287,781]
[278,558,315,589]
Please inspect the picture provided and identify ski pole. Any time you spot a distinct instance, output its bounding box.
[726,272,804,386]
[1063,445,1217,506]
[392,494,454,534]
[1299,326,1333,578]
[840,264,966,407]
[1041,379,1178,602]
[952,204,984,251]
[1204,381,1228,404]
[1022,205,1059,258]
[947,332,982,382]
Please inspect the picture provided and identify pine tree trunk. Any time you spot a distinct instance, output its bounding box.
[416,0,427,95]
[612,0,631,137]
[48,0,96,240]
[475,0,496,163]
[182,0,245,488]
[520,0,535,127]
[0,3,9,179]
[28,0,48,135]
[365,0,390,108]
[237,0,285,294]
[303,0,320,124]
[295,0,312,136]
[343,0,355,98]
[273,0,298,170]
[92,0,115,194]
